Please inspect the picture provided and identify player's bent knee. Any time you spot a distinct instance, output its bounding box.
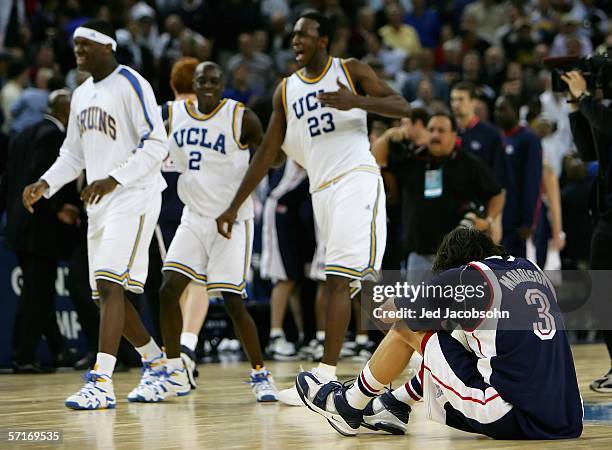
[325,275,351,297]
[96,279,124,300]
[223,293,246,317]
[159,275,187,303]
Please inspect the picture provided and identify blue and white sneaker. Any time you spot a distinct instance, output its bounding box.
[296,372,362,436]
[362,391,411,435]
[180,345,199,389]
[136,366,191,402]
[249,369,278,402]
[65,371,116,410]
[127,355,166,402]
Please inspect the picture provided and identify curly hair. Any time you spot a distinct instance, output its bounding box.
[432,227,507,273]
[170,57,199,95]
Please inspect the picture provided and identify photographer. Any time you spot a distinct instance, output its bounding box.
[382,112,505,278]
[563,70,612,393]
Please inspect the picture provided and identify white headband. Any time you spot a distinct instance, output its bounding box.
[73,26,117,51]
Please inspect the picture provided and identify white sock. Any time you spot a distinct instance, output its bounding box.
[392,377,422,406]
[269,328,284,338]
[315,330,325,341]
[135,338,163,361]
[252,365,268,374]
[316,362,336,378]
[166,357,183,371]
[180,332,198,352]
[94,352,116,378]
[355,334,369,345]
[346,361,384,409]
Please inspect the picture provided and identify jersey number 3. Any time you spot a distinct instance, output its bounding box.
[308,112,335,137]
[524,288,556,340]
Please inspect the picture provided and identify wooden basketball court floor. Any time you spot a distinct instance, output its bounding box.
[1,344,612,449]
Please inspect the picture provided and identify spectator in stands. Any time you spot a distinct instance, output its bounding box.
[10,69,60,135]
[462,0,508,45]
[400,49,448,103]
[457,13,490,57]
[349,6,377,60]
[1,59,28,136]
[226,33,275,94]
[494,95,543,258]
[364,32,406,82]
[482,46,506,95]
[378,3,421,58]
[403,0,441,49]
[550,14,593,57]
[224,64,262,108]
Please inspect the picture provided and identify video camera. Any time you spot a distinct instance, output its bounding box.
[544,52,612,98]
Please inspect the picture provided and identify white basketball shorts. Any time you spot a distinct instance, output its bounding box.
[89,188,162,299]
[162,206,253,298]
[311,170,386,282]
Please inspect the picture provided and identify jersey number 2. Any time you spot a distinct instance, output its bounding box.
[189,150,201,170]
[308,112,335,137]
[524,288,556,340]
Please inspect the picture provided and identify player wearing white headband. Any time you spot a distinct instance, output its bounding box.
[23,19,176,410]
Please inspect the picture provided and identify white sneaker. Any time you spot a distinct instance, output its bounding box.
[127,355,165,402]
[267,336,298,361]
[299,339,324,361]
[65,371,116,410]
[249,369,278,402]
[140,367,191,402]
[278,367,337,406]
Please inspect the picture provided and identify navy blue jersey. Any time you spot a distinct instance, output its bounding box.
[500,127,543,235]
[396,256,583,438]
[458,118,508,183]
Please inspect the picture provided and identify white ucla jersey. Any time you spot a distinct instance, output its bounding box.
[168,98,254,220]
[281,57,377,192]
[42,65,168,214]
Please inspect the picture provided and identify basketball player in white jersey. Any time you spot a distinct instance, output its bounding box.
[156,62,278,402]
[217,11,410,402]
[23,20,170,409]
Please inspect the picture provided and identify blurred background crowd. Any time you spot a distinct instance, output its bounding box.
[0,0,611,372]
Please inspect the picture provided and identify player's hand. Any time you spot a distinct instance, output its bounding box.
[216,207,238,239]
[561,71,587,99]
[57,203,81,226]
[80,176,119,205]
[551,232,566,252]
[22,179,49,213]
[317,78,358,111]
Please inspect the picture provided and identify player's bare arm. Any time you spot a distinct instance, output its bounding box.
[216,83,286,238]
[316,58,410,118]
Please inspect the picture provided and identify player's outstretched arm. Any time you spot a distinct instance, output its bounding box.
[216,84,286,239]
[317,58,410,118]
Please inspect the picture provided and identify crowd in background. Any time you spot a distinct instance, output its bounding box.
[0,0,611,369]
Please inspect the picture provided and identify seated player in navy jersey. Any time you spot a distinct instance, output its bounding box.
[297,227,583,440]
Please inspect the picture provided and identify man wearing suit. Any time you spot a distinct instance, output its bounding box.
[4,89,79,373]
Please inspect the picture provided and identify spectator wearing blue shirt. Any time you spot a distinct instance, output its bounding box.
[494,95,543,258]
[10,69,63,135]
[403,0,441,48]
